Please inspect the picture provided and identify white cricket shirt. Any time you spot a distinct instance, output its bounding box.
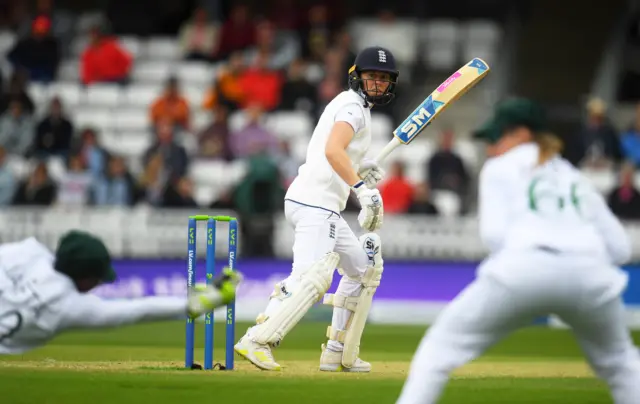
[285,90,372,213]
[478,143,631,265]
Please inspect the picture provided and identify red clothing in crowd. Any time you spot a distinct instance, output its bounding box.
[238,68,283,110]
[215,21,255,57]
[380,177,415,213]
[81,38,132,85]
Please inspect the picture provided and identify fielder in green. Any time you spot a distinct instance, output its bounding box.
[0,230,241,354]
[396,98,640,404]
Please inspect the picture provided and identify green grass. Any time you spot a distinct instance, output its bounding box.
[0,321,631,403]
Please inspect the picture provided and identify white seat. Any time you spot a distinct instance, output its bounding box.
[113,109,150,132]
[73,108,113,132]
[49,82,83,107]
[58,60,79,82]
[228,111,250,133]
[193,184,216,206]
[182,85,204,107]
[349,18,419,65]
[267,111,313,140]
[371,113,394,142]
[190,160,226,186]
[226,160,248,184]
[124,84,161,107]
[193,110,212,130]
[132,62,173,83]
[291,136,309,162]
[144,37,180,60]
[47,156,67,181]
[175,62,215,87]
[27,82,51,106]
[104,134,151,158]
[432,190,461,217]
[420,20,460,70]
[119,36,142,59]
[86,84,123,106]
[0,31,16,57]
[398,140,434,167]
[6,156,30,178]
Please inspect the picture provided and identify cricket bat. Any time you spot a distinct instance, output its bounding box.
[373,58,490,165]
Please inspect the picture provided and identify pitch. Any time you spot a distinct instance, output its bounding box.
[1,321,631,403]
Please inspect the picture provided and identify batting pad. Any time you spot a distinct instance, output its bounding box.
[251,253,339,346]
[323,265,383,368]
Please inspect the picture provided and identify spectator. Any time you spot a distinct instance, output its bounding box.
[81,25,132,85]
[379,161,415,214]
[268,0,302,31]
[150,76,191,130]
[93,155,135,206]
[197,104,232,160]
[32,96,73,158]
[234,147,284,257]
[244,20,299,71]
[202,51,246,111]
[278,58,317,114]
[143,118,189,180]
[17,0,75,53]
[607,162,640,220]
[56,153,92,206]
[333,28,356,87]
[576,97,622,168]
[0,147,16,205]
[238,51,283,111]
[138,152,167,206]
[8,16,60,83]
[0,100,35,156]
[179,7,219,61]
[12,161,57,205]
[75,128,107,178]
[162,176,198,207]
[427,129,469,201]
[0,71,35,115]
[300,3,332,63]
[316,74,341,120]
[230,103,280,159]
[408,182,439,215]
[214,4,256,60]
[620,103,640,167]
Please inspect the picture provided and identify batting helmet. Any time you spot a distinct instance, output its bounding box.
[348,46,399,106]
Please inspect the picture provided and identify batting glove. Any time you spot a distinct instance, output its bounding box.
[352,180,384,232]
[358,158,386,189]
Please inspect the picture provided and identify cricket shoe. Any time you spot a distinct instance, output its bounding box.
[234,334,282,371]
[187,268,242,318]
[319,344,371,372]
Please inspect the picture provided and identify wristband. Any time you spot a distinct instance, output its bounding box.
[351,180,365,189]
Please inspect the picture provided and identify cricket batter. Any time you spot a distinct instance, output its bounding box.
[0,230,241,354]
[396,98,640,404]
[234,46,399,372]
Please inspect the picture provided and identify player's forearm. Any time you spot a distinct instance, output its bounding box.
[325,147,360,187]
[59,296,188,330]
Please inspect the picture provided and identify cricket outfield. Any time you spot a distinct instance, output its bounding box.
[1,321,634,403]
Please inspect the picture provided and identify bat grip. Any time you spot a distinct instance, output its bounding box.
[374,136,402,165]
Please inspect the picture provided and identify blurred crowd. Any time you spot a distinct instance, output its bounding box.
[0,0,639,231]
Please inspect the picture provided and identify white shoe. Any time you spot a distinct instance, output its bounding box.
[234,334,282,371]
[319,344,371,372]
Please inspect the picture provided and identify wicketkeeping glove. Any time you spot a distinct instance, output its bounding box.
[352,181,384,232]
[358,158,386,189]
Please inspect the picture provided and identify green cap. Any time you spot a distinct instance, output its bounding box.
[473,98,547,144]
[54,230,117,283]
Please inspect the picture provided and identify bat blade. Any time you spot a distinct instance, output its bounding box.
[392,58,490,146]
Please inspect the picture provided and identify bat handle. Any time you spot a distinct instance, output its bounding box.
[374,136,402,165]
[358,136,402,181]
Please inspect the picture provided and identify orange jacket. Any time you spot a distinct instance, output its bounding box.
[238,68,283,110]
[81,38,132,85]
[150,95,190,129]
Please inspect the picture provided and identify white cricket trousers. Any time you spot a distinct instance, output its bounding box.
[262,200,369,350]
[396,249,640,404]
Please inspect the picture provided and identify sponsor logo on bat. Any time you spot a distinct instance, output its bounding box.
[437,71,461,92]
